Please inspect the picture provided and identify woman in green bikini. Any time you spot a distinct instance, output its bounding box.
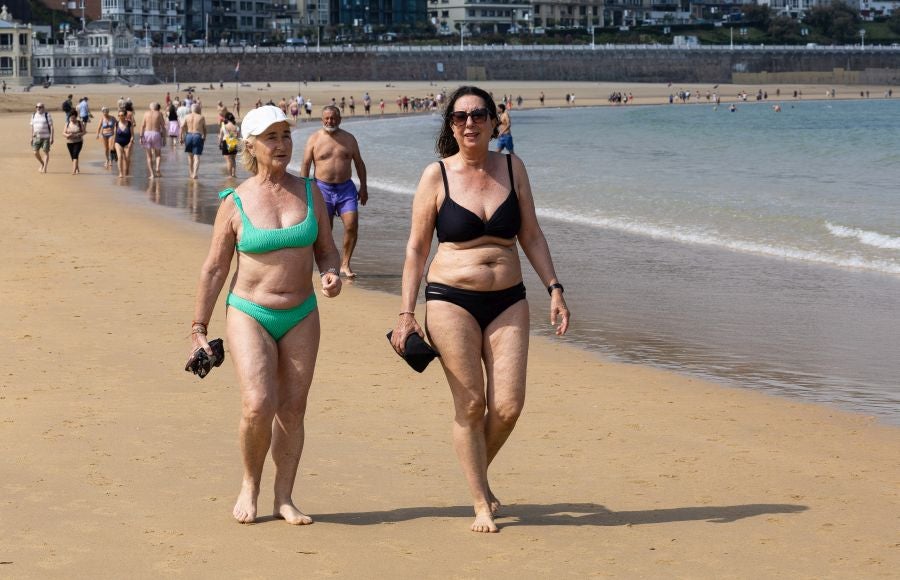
[186,105,342,525]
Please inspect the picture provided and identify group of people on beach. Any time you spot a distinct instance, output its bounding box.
[184,85,569,533]
[30,91,229,180]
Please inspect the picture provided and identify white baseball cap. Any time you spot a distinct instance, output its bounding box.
[240,105,289,139]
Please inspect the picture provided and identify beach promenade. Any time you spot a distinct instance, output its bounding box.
[2,81,898,578]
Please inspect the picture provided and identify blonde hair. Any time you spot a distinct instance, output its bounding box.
[239,136,258,174]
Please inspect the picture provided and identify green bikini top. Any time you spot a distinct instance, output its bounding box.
[219,179,318,254]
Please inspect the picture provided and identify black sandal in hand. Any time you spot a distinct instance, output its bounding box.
[185,338,225,378]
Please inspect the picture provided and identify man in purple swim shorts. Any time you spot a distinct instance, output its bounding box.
[302,105,368,277]
[139,101,166,178]
[317,179,359,217]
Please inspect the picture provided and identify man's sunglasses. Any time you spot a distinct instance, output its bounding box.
[449,108,490,126]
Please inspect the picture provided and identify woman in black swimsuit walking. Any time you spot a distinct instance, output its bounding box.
[390,86,570,533]
[113,110,134,178]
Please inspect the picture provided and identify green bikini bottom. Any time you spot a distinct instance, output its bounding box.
[226,292,317,341]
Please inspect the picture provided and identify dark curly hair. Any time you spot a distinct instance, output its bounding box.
[435,86,499,158]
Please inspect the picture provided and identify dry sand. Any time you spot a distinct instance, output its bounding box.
[2,83,899,578]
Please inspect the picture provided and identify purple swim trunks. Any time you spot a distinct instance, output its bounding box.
[317,179,358,216]
[141,130,163,149]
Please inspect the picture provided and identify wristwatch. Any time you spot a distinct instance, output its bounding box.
[547,282,564,295]
[320,267,339,277]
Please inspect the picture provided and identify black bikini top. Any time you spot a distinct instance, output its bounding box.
[435,154,521,244]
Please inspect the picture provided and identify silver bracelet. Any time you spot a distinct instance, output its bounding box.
[320,267,339,277]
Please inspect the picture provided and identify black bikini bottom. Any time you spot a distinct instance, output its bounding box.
[425,282,526,331]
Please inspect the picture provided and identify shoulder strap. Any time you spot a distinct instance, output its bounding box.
[505,153,515,191]
[218,187,236,200]
[437,160,449,197]
[303,177,313,209]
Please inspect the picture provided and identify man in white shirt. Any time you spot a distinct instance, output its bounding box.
[30,102,54,173]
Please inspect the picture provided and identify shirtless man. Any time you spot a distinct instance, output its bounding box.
[139,102,166,178]
[181,103,207,179]
[496,103,514,154]
[301,105,368,278]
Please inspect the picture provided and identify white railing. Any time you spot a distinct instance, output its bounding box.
[155,43,900,56]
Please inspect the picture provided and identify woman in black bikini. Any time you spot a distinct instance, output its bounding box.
[390,86,570,533]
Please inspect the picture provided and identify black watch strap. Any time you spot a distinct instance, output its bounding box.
[547,282,564,295]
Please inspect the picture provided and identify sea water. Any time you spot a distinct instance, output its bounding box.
[144,98,900,424]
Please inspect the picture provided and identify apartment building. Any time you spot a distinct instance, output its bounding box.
[429,0,535,35]
[0,5,32,87]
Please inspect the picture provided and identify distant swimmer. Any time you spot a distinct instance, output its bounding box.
[729,104,736,112]
[773,104,782,112]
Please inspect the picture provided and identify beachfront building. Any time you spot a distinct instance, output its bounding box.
[534,0,604,29]
[0,5,32,88]
[179,0,271,45]
[299,0,328,39]
[102,0,183,45]
[430,0,538,36]
[758,0,829,18]
[332,0,428,36]
[689,0,751,22]
[31,19,154,84]
[858,0,900,19]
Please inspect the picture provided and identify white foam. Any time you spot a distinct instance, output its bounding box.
[826,222,900,250]
[538,208,900,275]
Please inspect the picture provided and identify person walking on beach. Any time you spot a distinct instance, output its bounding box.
[113,109,134,178]
[390,85,570,533]
[30,102,54,173]
[496,103,514,154]
[166,101,180,147]
[77,97,91,125]
[182,103,207,179]
[185,105,342,525]
[63,109,86,175]
[301,105,368,278]
[96,106,115,169]
[139,102,166,178]
[61,94,73,117]
[218,112,239,177]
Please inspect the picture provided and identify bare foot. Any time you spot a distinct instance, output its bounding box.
[341,267,357,278]
[471,510,498,533]
[232,483,259,524]
[488,490,502,515]
[274,501,314,525]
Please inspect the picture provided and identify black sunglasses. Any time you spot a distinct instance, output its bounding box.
[449,108,490,126]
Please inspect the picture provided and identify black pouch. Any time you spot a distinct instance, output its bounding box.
[386,331,439,373]
[186,338,225,378]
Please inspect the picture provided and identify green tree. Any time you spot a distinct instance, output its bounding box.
[887,12,900,35]
[741,4,772,28]
[804,0,861,43]
[768,14,801,43]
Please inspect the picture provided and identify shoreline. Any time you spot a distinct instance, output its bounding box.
[3,86,899,576]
